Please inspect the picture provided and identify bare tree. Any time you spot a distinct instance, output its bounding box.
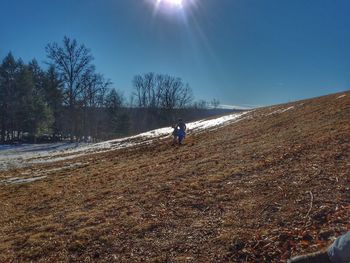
[131,73,193,131]
[157,74,192,110]
[46,36,95,140]
[132,73,193,110]
[210,98,220,109]
[132,72,157,108]
[80,73,111,139]
[193,100,209,109]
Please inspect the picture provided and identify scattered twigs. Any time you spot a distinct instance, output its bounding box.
[305,191,314,224]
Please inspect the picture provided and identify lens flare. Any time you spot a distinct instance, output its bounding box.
[148,0,200,15]
[159,0,183,8]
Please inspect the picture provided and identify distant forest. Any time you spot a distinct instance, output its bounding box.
[0,36,237,144]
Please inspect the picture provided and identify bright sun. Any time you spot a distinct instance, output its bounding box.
[168,0,183,6]
[158,0,184,8]
[150,0,194,16]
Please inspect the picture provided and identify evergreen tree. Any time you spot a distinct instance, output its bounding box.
[15,65,35,139]
[16,64,53,142]
[28,59,45,93]
[43,66,63,140]
[31,96,53,141]
[105,89,129,136]
[0,52,19,142]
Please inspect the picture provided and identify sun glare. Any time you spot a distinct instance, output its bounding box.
[155,0,185,9]
[166,0,183,7]
[149,0,198,19]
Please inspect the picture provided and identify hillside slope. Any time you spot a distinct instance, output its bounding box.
[0,91,349,262]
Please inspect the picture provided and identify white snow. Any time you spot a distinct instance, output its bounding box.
[267,106,295,116]
[0,112,250,171]
[42,162,89,173]
[0,162,89,185]
[0,143,88,171]
[0,176,47,185]
[336,94,346,99]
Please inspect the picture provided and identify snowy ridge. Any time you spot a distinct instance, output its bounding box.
[0,112,250,171]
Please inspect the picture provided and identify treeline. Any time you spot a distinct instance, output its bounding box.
[0,37,226,144]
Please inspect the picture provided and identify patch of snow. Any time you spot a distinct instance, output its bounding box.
[0,176,47,185]
[0,145,18,150]
[218,104,257,110]
[267,106,295,116]
[0,162,89,186]
[0,142,85,153]
[0,112,250,170]
[336,94,346,99]
[42,162,89,173]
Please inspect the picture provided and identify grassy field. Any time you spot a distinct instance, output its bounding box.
[0,91,349,262]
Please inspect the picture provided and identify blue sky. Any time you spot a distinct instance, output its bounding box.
[0,0,349,107]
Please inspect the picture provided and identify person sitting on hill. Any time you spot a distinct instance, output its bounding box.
[288,230,350,263]
[175,118,187,145]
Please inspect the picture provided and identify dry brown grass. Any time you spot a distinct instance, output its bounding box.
[0,91,349,262]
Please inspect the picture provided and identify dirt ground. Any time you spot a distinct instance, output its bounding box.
[0,91,349,262]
